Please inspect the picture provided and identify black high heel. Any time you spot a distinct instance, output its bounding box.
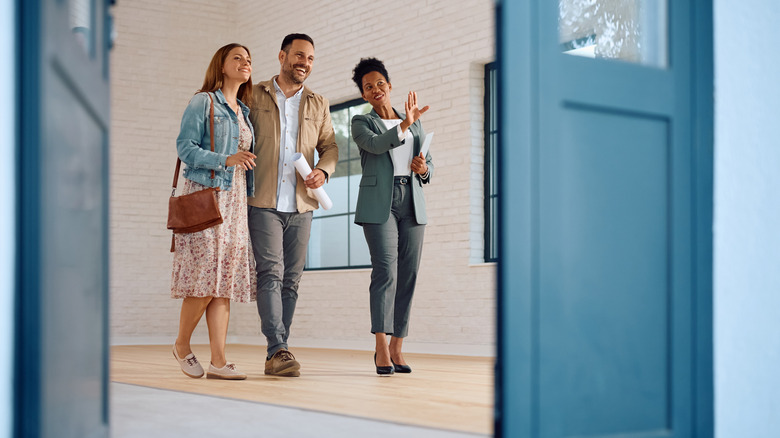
[374,353,394,375]
[391,358,412,374]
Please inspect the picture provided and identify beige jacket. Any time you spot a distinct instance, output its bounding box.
[247,77,339,212]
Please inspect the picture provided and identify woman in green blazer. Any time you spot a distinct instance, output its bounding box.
[350,58,434,375]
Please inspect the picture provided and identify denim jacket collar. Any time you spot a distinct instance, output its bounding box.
[213,88,227,104]
[210,88,251,118]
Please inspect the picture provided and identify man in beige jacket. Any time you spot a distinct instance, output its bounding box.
[247,33,338,377]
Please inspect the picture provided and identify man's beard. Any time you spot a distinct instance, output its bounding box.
[283,62,307,85]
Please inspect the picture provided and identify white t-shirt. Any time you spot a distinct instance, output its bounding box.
[381,119,414,176]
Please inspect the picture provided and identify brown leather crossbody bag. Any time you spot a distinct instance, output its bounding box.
[167,92,223,251]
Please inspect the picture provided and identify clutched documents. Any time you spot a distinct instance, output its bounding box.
[420,132,434,157]
[291,153,333,210]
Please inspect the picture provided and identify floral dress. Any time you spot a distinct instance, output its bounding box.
[171,110,256,303]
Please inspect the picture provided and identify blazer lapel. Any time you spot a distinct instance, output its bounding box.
[368,108,419,153]
[367,109,387,134]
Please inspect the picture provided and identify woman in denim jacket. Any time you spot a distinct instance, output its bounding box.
[171,43,257,380]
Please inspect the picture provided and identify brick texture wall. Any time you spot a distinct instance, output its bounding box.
[110,0,495,355]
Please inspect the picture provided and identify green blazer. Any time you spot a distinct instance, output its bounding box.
[351,108,434,225]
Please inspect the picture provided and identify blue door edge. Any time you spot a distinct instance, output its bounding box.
[495,0,538,436]
[15,0,43,435]
[691,0,714,435]
[13,0,113,435]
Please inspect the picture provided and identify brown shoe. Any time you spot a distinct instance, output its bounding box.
[264,348,301,377]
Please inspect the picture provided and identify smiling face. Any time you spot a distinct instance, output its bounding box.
[361,70,392,109]
[279,39,314,85]
[222,46,252,85]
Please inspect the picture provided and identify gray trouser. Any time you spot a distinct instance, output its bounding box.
[248,207,312,357]
[362,179,425,337]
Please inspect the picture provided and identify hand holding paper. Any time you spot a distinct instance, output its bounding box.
[292,153,333,210]
[304,169,326,188]
[410,132,433,175]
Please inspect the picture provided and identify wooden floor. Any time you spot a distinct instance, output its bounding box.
[111,344,494,435]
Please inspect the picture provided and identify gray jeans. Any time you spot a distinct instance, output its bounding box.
[248,207,312,357]
[362,179,425,337]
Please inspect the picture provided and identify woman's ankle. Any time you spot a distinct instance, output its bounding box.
[174,341,191,357]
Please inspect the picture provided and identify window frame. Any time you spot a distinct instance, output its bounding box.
[484,62,499,262]
[304,97,372,271]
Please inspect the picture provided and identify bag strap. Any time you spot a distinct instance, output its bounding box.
[172,92,216,195]
[208,92,215,179]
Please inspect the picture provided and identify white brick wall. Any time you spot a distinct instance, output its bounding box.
[110,0,496,355]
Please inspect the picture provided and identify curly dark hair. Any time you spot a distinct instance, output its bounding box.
[351,57,390,93]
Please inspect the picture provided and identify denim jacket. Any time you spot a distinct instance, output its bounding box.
[176,89,255,195]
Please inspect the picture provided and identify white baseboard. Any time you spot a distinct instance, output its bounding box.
[111,336,495,358]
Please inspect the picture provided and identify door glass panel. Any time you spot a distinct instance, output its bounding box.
[69,0,93,55]
[559,0,667,68]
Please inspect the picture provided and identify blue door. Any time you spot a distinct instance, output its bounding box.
[497,1,713,437]
[17,1,112,436]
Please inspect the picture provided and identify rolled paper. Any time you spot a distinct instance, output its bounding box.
[291,152,333,210]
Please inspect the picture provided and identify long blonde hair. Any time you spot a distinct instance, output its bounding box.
[199,43,253,104]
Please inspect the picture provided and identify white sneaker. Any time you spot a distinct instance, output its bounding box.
[207,362,247,380]
[172,345,204,378]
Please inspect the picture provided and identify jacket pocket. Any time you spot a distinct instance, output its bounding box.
[212,116,230,147]
[300,114,323,146]
[359,175,377,187]
[254,109,275,138]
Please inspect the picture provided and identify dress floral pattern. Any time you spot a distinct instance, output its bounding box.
[171,110,256,303]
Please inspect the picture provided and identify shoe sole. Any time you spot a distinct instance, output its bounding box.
[264,369,300,377]
[206,372,247,380]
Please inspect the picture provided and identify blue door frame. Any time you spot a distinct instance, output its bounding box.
[16,0,112,436]
[496,1,713,436]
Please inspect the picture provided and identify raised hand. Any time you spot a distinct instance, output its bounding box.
[226,151,257,170]
[401,91,429,130]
